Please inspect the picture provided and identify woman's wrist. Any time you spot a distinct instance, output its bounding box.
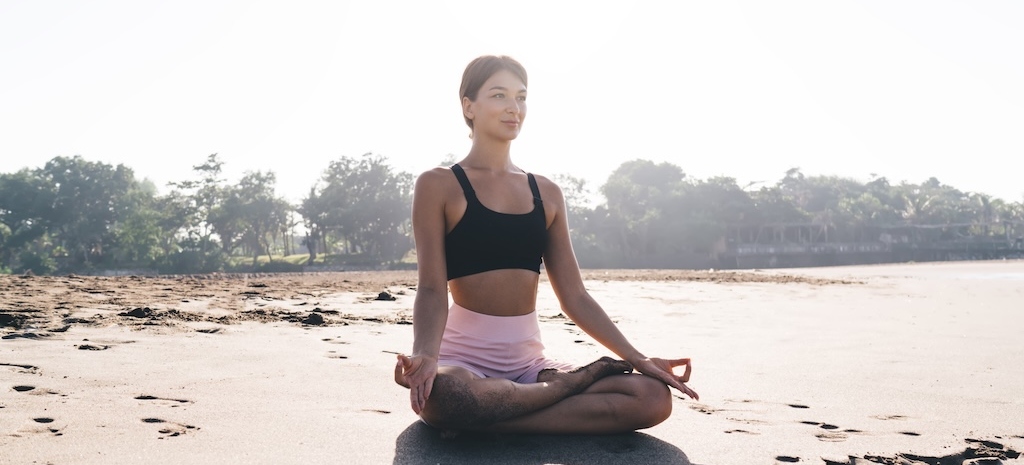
[411,351,438,361]
[624,351,647,366]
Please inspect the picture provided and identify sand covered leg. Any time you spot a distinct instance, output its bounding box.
[418,357,631,430]
[483,371,674,435]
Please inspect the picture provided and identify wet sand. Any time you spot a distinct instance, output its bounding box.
[2,262,1023,464]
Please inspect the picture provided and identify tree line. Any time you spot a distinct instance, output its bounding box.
[1,154,1021,275]
[568,162,1024,268]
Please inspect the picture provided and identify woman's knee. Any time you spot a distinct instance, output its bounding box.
[419,373,479,428]
[629,375,673,428]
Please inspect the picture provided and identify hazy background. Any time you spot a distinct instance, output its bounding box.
[2,0,1021,203]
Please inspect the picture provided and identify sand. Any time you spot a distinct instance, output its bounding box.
[2,261,1023,464]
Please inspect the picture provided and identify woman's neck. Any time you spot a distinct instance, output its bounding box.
[463,138,516,172]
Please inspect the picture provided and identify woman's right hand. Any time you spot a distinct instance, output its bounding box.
[395,353,437,414]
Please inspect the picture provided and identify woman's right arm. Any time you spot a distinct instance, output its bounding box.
[402,169,451,414]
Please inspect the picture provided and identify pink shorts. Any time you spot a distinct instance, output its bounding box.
[437,303,575,384]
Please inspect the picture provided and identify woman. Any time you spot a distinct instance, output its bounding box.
[395,55,698,434]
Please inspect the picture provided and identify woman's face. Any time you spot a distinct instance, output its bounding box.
[463,69,527,141]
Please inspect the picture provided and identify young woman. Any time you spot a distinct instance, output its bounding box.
[394,55,698,434]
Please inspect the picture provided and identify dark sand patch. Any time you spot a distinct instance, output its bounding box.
[857,438,1020,465]
[1,270,850,338]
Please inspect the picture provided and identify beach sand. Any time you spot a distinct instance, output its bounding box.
[2,261,1022,464]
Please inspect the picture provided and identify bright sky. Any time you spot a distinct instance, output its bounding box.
[2,1,1022,205]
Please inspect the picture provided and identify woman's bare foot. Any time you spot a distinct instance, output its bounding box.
[536,356,632,394]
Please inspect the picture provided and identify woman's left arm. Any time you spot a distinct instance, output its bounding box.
[539,177,699,400]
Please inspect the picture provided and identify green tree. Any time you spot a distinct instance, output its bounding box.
[167,154,228,253]
[678,176,756,253]
[298,186,327,265]
[39,156,139,270]
[216,171,292,265]
[303,153,413,263]
[0,169,54,270]
[600,159,687,262]
[109,179,164,267]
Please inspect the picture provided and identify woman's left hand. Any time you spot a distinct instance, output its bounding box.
[632,357,699,400]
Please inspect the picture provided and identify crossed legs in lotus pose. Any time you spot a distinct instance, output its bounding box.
[395,356,673,434]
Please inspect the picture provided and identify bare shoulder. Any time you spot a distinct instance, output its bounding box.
[415,167,457,194]
[531,173,567,205]
[416,166,454,185]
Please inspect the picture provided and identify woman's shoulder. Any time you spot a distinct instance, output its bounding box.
[413,166,461,200]
[416,166,455,185]
[528,172,566,203]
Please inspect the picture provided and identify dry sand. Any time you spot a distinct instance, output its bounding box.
[2,261,1022,464]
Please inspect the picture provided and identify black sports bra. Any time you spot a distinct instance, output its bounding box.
[444,164,548,280]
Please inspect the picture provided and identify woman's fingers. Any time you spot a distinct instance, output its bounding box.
[682,384,699,400]
[412,385,423,414]
[680,359,692,383]
[663,375,699,400]
[394,359,407,387]
[410,378,429,414]
[397,354,435,414]
[643,357,697,400]
[665,357,693,383]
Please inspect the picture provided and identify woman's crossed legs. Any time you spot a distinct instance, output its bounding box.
[395,357,673,434]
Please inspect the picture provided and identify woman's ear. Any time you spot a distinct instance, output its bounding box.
[462,96,474,122]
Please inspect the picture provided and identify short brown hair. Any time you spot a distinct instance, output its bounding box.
[459,55,528,130]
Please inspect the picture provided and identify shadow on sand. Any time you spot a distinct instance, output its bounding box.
[394,421,694,465]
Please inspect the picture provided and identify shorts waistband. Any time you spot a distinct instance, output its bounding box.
[446,302,539,343]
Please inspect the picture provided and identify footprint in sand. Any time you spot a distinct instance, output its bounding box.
[141,418,199,438]
[871,414,907,421]
[1,362,40,374]
[323,338,350,359]
[799,421,868,442]
[687,403,718,415]
[861,437,1022,464]
[32,417,64,436]
[692,399,813,426]
[801,421,840,430]
[687,403,771,427]
[135,395,191,407]
[11,418,65,437]
[13,385,62,396]
[725,429,759,435]
[720,397,806,409]
[326,352,349,359]
[815,432,848,442]
[726,417,770,426]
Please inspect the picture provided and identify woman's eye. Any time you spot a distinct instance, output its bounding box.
[493,93,505,98]
[517,96,527,101]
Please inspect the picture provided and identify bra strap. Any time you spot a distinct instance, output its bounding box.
[450,164,475,197]
[527,173,543,207]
